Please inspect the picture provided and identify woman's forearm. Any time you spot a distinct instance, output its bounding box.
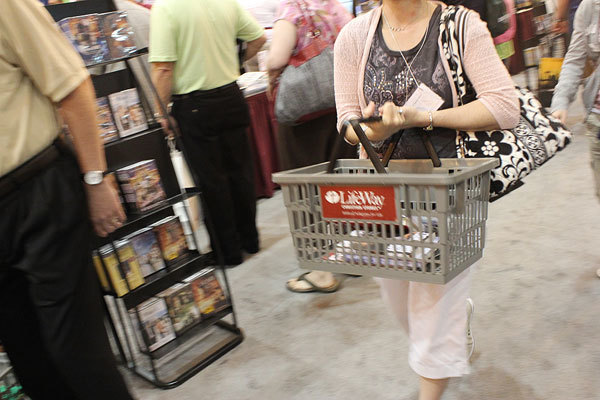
[343,99,501,145]
[431,100,500,131]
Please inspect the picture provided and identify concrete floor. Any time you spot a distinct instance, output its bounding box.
[128,83,600,399]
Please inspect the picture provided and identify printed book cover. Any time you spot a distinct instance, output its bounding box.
[114,240,145,291]
[151,216,189,263]
[127,228,167,277]
[98,245,129,296]
[131,297,176,352]
[96,97,119,144]
[116,159,167,213]
[58,14,110,65]
[108,88,148,138]
[184,269,229,316]
[100,11,138,59]
[158,283,201,335]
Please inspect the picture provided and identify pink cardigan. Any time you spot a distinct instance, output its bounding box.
[333,4,519,133]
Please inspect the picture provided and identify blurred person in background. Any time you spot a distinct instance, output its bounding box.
[240,0,280,71]
[442,0,515,67]
[267,0,355,294]
[334,0,518,398]
[553,0,583,38]
[0,0,133,399]
[493,0,516,69]
[550,0,600,278]
[150,0,266,266]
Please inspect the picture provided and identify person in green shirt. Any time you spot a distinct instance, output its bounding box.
[150,0,266,265]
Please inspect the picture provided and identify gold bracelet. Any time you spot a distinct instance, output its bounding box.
[424,111,434,131]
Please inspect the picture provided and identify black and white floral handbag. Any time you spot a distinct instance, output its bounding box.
[439,6,573,200]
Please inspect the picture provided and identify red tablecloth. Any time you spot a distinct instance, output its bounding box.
[245,90,280,198]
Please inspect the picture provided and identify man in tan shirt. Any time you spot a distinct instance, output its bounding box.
[0,0,133,398]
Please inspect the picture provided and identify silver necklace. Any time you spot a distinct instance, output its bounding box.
[382,6,430,101]
[384,3,425,32]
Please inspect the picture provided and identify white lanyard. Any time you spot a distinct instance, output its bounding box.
[382,8,430,100]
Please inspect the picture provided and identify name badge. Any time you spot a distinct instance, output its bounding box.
[404,83,444,111]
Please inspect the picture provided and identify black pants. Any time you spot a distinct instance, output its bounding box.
[0,147,133,400]
[172,83,259,264]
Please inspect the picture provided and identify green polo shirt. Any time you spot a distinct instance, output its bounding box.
[149,0,264,93]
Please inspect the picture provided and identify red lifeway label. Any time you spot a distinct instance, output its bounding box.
[319,185,398,222]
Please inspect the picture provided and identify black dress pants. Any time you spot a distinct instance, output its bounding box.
[0,147,133,400]
[171,82,259,264]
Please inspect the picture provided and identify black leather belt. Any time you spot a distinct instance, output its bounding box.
[172,82,239,101]
[0,140,61,199]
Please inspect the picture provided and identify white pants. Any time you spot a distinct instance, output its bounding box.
[375,266,473,379]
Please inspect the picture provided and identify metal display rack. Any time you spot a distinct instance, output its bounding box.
[46,0,243,389]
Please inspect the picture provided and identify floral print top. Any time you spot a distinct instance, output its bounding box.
[363,6,457,159]
[276,0,352,54]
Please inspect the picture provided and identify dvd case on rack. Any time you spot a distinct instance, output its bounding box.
[58,15,110,65]
[158,283,201,335]
[151,216,189,263]
[184,269,229,316]
[129,297,176,352]
[108,88,148,137]
[125,228,167,277]
[98,245,129,296]
[95,97,119,143]
[116,159,167,213]
[100,11,138,59]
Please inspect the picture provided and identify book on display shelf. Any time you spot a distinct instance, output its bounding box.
[98,245,130,296]
[95,96,119,144]
[184,269,229,317]
[129,297,176,352]
[114,240,146,291]
[58,14,110,65]
[115,159,167,214]
[151,216,189,264]
[157,283,201,335]
[108,88,148,138]
[92,250,110,292]
[125,228,167,278]
[100,11,138,59]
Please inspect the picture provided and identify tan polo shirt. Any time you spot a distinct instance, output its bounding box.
[0,0,88,176]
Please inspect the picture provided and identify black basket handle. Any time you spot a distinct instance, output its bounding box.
[327,117,441,174]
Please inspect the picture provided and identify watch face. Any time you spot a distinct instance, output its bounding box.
[84,171,104,185]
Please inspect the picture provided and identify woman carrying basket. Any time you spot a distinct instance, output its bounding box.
[334,1,518,399]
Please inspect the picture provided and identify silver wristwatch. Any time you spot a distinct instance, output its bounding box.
[82,171,105,185]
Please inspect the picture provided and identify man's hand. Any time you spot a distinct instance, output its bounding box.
[551,109,568,124]
[158,115,178,138]
[85,181,126,237]
[552,19,569,34]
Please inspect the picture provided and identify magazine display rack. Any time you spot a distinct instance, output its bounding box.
[46,0,243,389]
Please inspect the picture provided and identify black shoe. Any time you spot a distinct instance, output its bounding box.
[206,251,243,266]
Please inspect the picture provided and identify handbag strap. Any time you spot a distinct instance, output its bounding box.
[439,6,475,156]
[439,6,479,105]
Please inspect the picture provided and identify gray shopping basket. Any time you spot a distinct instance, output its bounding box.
[272,118,499,284]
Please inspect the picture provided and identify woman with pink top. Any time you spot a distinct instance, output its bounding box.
[268,0,356,293]
[334,1,518,398]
